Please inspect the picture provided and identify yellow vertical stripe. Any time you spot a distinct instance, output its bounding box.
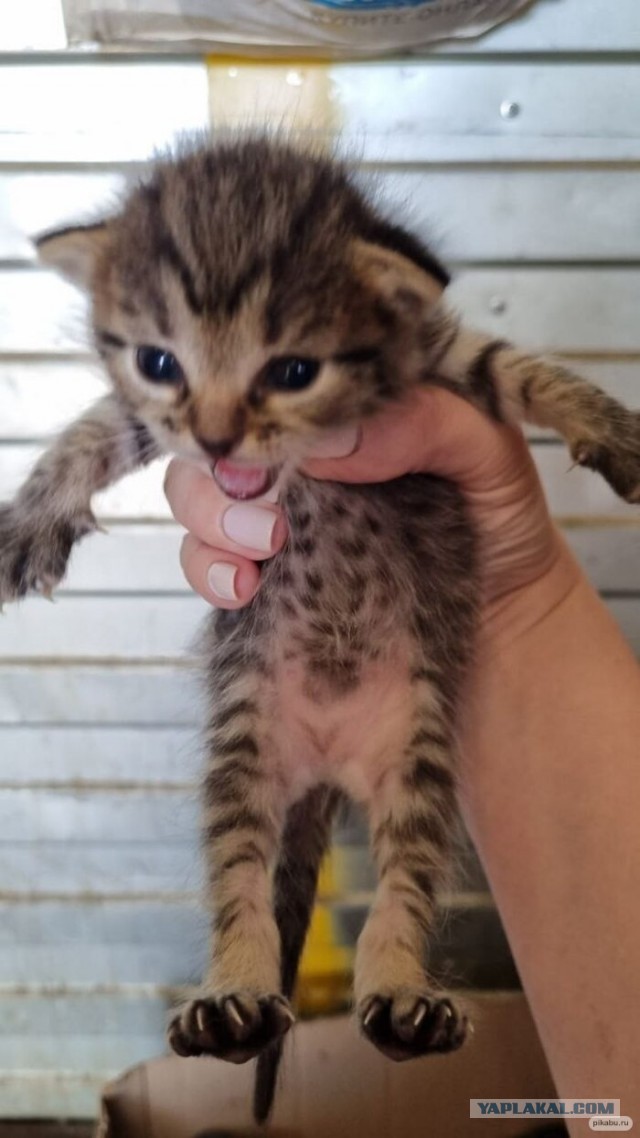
[206,58,338,143]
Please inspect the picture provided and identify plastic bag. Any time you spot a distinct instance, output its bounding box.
[62,0,536,54]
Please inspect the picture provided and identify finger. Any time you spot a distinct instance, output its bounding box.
[303,386,534,494]
[179,534,262,609]
[164,459,288,559]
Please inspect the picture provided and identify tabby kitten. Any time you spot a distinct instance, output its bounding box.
[1,137,638,1124]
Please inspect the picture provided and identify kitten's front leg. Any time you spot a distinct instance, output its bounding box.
[437,328,640,502]
[0,395,159,603]
[168,661,294,1065]
[355,732,468,1061]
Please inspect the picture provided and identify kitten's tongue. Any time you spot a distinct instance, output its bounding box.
[213,459,275,501]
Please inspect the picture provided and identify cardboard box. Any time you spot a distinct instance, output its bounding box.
[96,993,557,1138]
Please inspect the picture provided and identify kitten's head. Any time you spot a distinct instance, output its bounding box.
[36,137,450,496]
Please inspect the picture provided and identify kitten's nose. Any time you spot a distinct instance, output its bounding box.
[196,436,236,460]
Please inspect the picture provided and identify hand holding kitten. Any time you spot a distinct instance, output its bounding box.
[167,383,574,627]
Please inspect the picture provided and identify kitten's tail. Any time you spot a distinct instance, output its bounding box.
[253,785,342,1125]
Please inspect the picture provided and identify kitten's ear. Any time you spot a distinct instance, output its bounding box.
[351,240,447,310]
[34,222,110,291]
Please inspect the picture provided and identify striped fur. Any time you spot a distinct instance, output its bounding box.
[1,137,638,1122]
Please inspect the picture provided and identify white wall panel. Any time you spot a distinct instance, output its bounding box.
[0,725,198,783]
[0,595,206,659]
[0,361,106,439]
[0,61,639,166]
[0,173,128,262]
[329,63,640,163]
[0,63,209,164]
[0,843,200,894]
[0,665,199,725]
[378,170,640,263]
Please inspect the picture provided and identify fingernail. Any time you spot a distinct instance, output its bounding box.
[309,425,360,459]
[207,562,238,601]
[222,504,277,552]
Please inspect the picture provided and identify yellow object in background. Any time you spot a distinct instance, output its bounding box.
[297,852,355,1017]
[206,57,338,143]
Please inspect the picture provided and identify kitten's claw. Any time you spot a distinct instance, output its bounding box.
[570,411,640,504]
[359,993,468,1061]
[363,1001,379,1029]
[168,992,294,1063]
[412,1001,428,1028]
[225,997,246,1030]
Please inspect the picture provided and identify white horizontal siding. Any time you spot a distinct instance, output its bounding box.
[0,1,639,1118]
[328,63,640,162]
[1,60,640,165]
[0,63,209,164]
[4,267,640,356]
[0,596,206,659]
[0,726,198,782]
[0,665,198,725]
[5,169,640,265]
[0,788,197,843]
[0,844,200,894]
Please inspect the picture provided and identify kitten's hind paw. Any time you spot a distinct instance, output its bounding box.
[571,411,640,503]
[168,992,294,1064]
[359,993,468,1062]
[0,504,96,603]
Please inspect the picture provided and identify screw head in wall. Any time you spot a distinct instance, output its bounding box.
[500,100,521,119]
[489,296,507,315]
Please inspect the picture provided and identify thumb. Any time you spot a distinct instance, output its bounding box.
[304,386,532,494]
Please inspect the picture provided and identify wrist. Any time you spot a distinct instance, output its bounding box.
[478,532,583,654]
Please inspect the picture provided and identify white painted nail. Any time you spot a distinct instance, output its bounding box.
[309,425,360,459]
[222,504,277,552]
[207,562,239,601]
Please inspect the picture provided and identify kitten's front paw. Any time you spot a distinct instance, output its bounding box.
[168,992,294,1064]
[571,411,640,503]
[359,993,468,1061]
[0,505,95,604]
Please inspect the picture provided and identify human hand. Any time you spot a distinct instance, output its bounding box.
[163,459,288,609]
[165,387,579,631]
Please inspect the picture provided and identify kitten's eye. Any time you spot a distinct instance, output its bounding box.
[136,346,184,385]
[264,357,320,392]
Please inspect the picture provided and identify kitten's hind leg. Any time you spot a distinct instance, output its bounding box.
[355,728,468,1061]
[168,674,294,1066]
[436,328,640,503]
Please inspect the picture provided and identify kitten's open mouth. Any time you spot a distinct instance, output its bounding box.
[212,459,278,501]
